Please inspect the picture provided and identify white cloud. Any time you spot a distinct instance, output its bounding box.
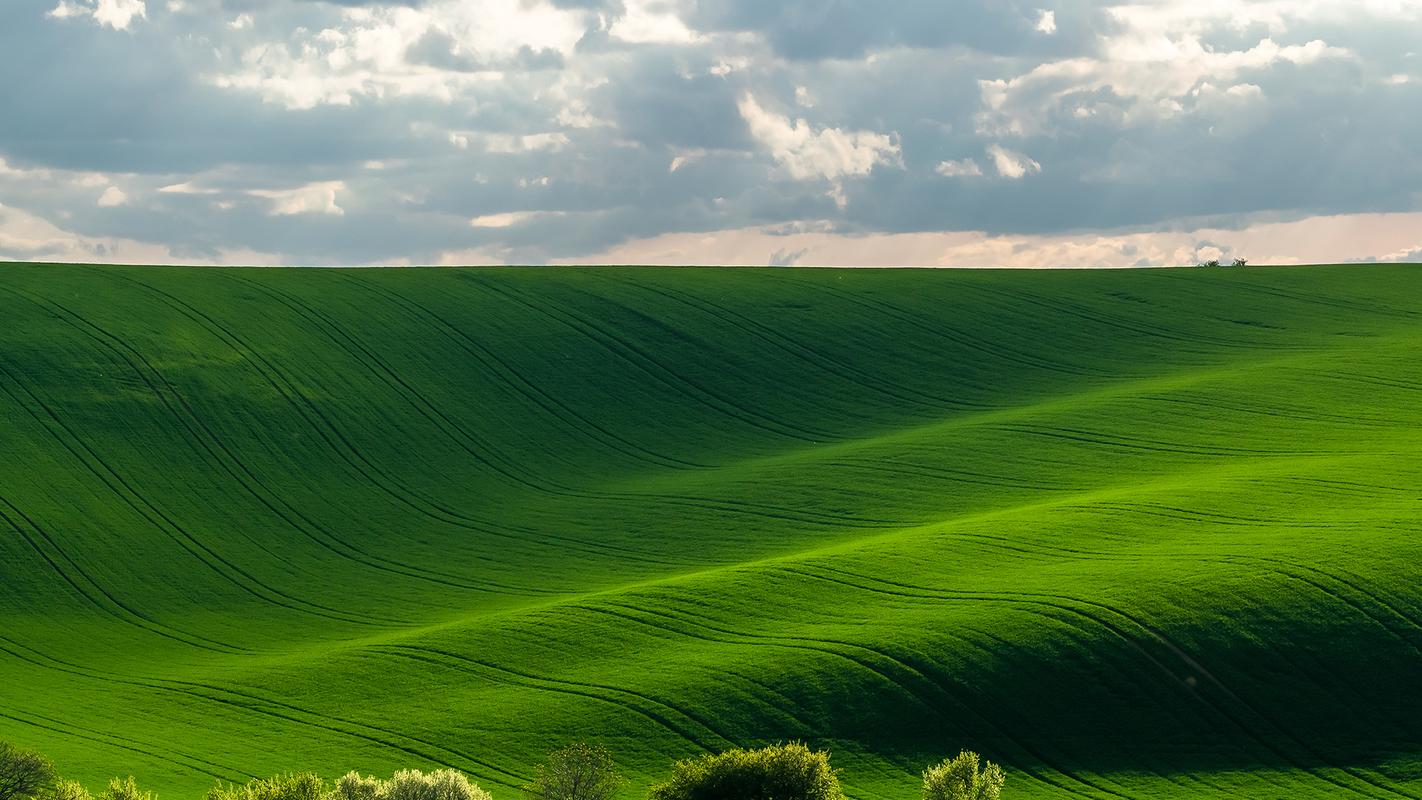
[936,159,983,178]
[469,210,562,228]
[228,13,252,31]
[608,0,699,44]
[158,181,218,195]
[249,181,345,216]
[1035,9,1057,34]
[795,86,815,108]
[986,144,1040,179]
[669,149,707,173]
[210,0,586,109]
[978,16,1354,136]
[97,186,129,207]
[0,202,280,265]
[737,93,902,182]
[552,211,1422,269]
[48,0,146,30]
[483,132,570,153]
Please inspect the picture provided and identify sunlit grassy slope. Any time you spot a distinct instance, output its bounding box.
[3,263,1422,800]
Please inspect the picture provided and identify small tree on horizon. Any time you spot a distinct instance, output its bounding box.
[0,742,56,800]
[524,743,625,800]
[1232,257,1248,267]
[922,751,1004,800]
[648,743,844,800]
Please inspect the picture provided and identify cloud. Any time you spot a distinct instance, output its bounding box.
[6,0,1422,265]
[737,93,901,182]
[936,159,983,178]
[552,211,1422,268]
[48,0,147,30]
[986,145,1040,179]
[248,181,346,216]
[97,185,129,206]
[469,210,563,228]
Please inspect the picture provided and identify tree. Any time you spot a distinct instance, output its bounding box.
[0,742,56,800]
[648,743,844,800]
[524,743,625,800]
[922,751,1004,800]
[1231,257,1248,267]
[1197,259,1221,268]
[207,774,326,800]
[98,778,152,800]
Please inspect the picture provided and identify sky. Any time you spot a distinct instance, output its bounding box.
[1,0,1421,267]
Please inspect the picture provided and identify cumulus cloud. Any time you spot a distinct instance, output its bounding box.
[7,0,1422,265]
[249,181,346,216]
[936,159,983,178]
[48,0,146,30]
[97,185,129,207]
[986,145,1040,179]
[737,93,901,182]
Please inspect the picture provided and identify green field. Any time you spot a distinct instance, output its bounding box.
[3,263,1422,800]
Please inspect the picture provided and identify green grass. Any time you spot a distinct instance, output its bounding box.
[2,262,1422,800]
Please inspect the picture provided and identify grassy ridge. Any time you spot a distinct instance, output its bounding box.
[2,263,1422,799]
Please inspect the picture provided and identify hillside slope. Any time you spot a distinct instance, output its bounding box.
[3,264,1422,800]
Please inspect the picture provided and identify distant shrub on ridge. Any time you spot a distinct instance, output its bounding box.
[100,777,155,800]
[333,773,383,800]
[331,770,490,800]
[206,774,326,800]
[524,743,625,800]
[922,751,1004,800]
[647,743,844,800]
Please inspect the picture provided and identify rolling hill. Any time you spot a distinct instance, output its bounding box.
[3,262,1422,800]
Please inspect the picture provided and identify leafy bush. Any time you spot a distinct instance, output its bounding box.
[333,773,383,800]
[206,774,327,800]
[524,743,625,800]
[99,777,154,800]
[53,781,92,800]
[1232,258,1248,267]
[647,743,844,800]
[0,742,57,800]
[384,769,491,800]
[1197,259,1221,268]
[921,751,1004,800]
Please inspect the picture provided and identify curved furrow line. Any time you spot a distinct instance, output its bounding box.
[0,285,525,608]
[0,355,384,630]
[806,565,1415,800]
[1224,556,1422,658]
[1310,370,1422,394]
[460,275,832,443]
[995,422,1331,458]
[236,277,903,534]
[967,283,1283,352]
[819,458,1072,493]
[794,566,1385,799]
[772,276,1097,382]
[594,275,961,413]
[229,275,585,498]
[574,600,1126,800]
[339,275,704,470]
[369,644,728,752]
[1147,393,1407,429]
[1152,271,1422,320]
[96,271,647,572]
[0,708,247,783]
[0,635,524,786]
[0,495,245,654]
[1089,502,1340,529]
